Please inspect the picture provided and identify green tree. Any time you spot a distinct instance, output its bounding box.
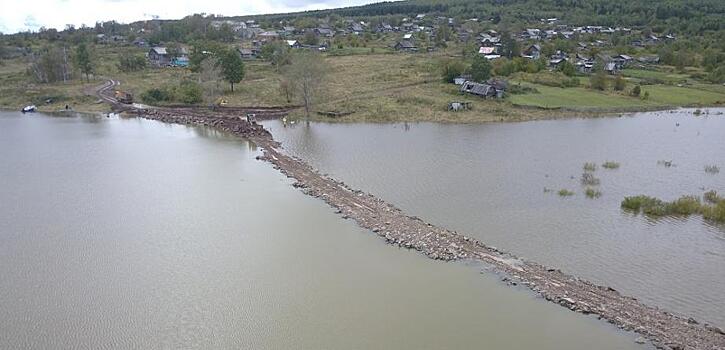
[613,75,626,91]
[469,55,492,82]
[557,60,576,77]
[590,61,608,91]
[631,85,641,97]
[74,42,93,82]
[118,51,146,72]
[283,51,327,119]
[441,59,467,83]
[218,49,245,92]
[260,41,291,70]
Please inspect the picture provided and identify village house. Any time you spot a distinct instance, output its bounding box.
[350,22,364,34]
[148,47,170,67]
[523,44,541,59]
[257,31,280,41]
[611,54,633,69]
[394,40,418,52]
[460,79,506,99]
[638,55,660,64]
[522,28,542,40]
[286,40,302,49]
[281,26,297,36]
[315,27,335,38]
[238,48,256,60]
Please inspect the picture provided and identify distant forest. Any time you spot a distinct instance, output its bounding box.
[232,0,724,35]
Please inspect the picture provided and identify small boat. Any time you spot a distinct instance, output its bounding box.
[21,105,37,113]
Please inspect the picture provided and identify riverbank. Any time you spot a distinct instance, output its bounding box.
[129,103,724,350]
[2,51,724,123]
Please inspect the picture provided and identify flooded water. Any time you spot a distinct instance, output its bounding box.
[264,108,725,327]
[0,111,648,349]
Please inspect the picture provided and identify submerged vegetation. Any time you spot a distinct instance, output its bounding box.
[622,192,725,223]
[583,162,597,172]
[581,172,601,186]
[704,165,720,174]
[558,189,575,197]
[602,161,621,169]
[585,187,602,199]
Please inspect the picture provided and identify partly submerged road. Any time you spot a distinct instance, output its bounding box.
[95,81,725,350]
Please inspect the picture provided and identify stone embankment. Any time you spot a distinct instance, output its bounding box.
[134,109,724,350]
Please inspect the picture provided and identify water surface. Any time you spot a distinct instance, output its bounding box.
[0,112,647,349]
[264,108,725,327]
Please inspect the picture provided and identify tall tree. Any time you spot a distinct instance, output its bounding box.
[284,51,327,119]
[469,55,492,82]
[218,48,245,92]
[74,42,93,82]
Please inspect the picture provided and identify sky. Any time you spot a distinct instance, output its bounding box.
[0,0,380,34]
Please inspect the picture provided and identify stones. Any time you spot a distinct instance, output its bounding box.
[635,337,646,344]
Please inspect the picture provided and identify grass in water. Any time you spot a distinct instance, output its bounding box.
[583,162,597,172]
[704,190,720,204]
[581,172,601,186]
[704,165,720,174]
[621,193,725,223]
[558,189,575,197]
[602,161,620,169]
[585,187,602,198]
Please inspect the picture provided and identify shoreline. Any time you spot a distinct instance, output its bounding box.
[130,105,724,350]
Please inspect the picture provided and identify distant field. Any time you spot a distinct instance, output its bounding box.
[622,69,690,83]
[640,85,725,106]
[1,46,723,122]
[508,84,655,109]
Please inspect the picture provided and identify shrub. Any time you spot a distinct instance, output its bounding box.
[118,52,147,72]
[583,162,597,171]
[602,161,620,169]
[631,85,641,97]
[613,75,626,91]
[175,80,203,104]
[585,188,602,198]
[558,189,575,197]
[141,88,172,104]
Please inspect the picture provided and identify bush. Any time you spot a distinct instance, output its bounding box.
[141,88,172,104]
[631,85,641,97]
[118,52,147,72]
[175,80,203,104]
[613,75,626,91]
[441,59,467,83]
[508,84,539,95]
[583,162,597,171]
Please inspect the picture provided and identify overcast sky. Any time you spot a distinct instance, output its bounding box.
[0,0,379,34]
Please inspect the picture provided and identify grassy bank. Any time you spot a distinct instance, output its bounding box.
[2,46,724,122]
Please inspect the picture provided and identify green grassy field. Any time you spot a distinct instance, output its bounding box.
[2,45,723,122]
[622,69,691,83]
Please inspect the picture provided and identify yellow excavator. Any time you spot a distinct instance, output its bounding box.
[114,90,133,104]
[214,97,228,107]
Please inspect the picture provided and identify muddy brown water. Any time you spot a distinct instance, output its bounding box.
[0,111,648,349]
[263,108,725,328]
